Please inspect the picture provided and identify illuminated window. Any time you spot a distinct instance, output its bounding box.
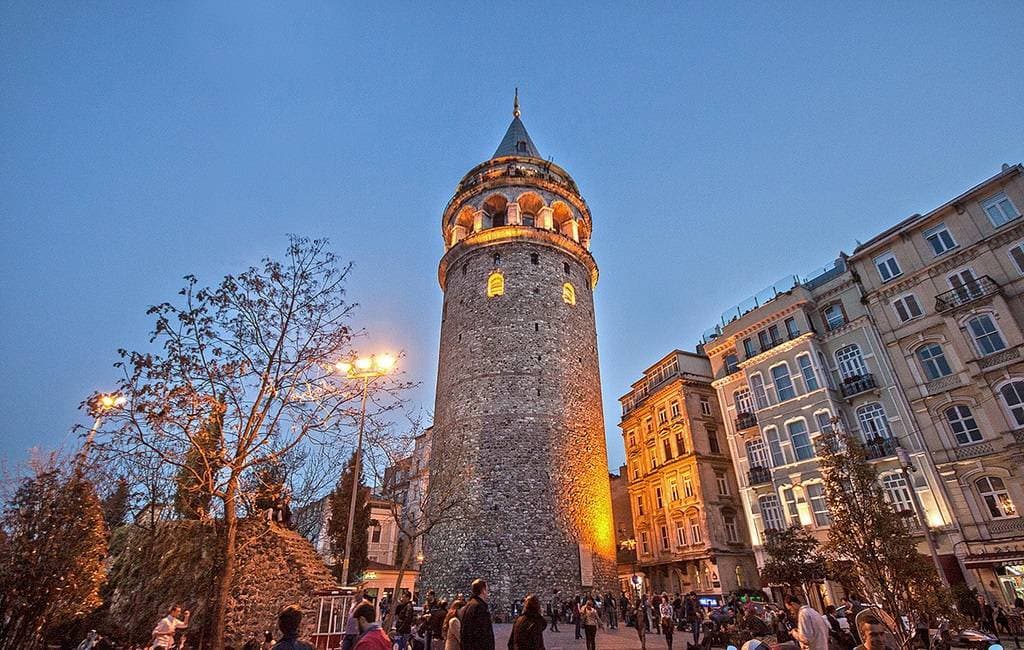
[976,476,1017,519]
[487,272,504,297]
[562,282,576,305]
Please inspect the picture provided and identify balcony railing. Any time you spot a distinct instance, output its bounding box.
[840,373,877,398]
[735,412,758,430]
[863,437,898,460]
[748,466,772,486]
[935,276,1000,313]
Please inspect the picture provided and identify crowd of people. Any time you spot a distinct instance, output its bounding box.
[77,583,1024,650]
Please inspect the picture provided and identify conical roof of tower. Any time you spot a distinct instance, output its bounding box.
[492,89,540,159]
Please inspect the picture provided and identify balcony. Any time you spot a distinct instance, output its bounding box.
[840,373,877,398]
[735,412,758,430]
[935,276,1000,313]
[748,466,772,486]
[863,437,898,460]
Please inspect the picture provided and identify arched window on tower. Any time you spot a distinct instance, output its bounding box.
[562,282,576,305]
[487,272,504,298]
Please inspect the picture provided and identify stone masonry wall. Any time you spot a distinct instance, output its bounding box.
[424,229,617,613]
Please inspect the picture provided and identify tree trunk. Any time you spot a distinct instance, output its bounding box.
[383,537,417,631]
[211,476,239,650]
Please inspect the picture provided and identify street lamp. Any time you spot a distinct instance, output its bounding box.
[75,392,125,472]
[336,353,397,586]
[895,446,950,588]
[620,537,641,595]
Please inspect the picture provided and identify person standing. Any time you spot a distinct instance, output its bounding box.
[342,590,368,650]
[574,597,583,640]
[460,579,495,650]
[271,605,315,650]
[547,591,560,632]
[784,596,830,650]
[445,599,466,650]
[151,604,190,650]
[580,598,603,650]
[606,593,617,630]
[352,602,392,650]
[395,592,416,650]
[660,596,675,650]
[631,596,647,650]
[430,600,449,650]
[508,594,547,650]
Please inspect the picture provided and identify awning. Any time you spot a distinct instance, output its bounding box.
[962,550,1024,568]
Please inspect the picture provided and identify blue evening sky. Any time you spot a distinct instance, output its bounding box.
[2,2,1022,473]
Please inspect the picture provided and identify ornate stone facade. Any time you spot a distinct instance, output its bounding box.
[421,100,616,611]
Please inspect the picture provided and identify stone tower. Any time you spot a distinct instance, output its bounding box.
[422,95,616,609]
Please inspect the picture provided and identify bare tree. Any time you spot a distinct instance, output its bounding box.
[96,236,408,649]
[363,417,474,626]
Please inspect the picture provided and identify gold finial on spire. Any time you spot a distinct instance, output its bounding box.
[513,87,520,119]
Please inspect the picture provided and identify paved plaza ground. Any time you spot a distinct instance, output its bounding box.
[493,623,686,650]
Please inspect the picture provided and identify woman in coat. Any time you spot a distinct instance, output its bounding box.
[444,599,466,650]
[509,594,547,650]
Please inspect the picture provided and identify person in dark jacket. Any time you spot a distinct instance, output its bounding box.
[430,600,449,650]
[509,594,547,650]
[395,592,416,650]
[460,579,495,650]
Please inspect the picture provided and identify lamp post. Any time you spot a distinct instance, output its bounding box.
[620,537,641,596]
[336,353,396,587]
[75,392,125,473]
[895,446,950,589]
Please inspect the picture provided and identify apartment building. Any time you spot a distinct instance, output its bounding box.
[609,467,641,594]
[702,259,952,605]
[848,164,1024,606]
[619,350,759,600]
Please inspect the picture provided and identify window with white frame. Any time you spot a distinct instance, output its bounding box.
[857,402,892,440]
[815,411,834,435]
[628,431,637,448]
[658,408,668,424]
[781,486,800,526]
[636,495,645,516]
[999,380,1024,428]
[982,191,1021,228]
[765,427,785,466]
[645,417,654,434]
[806,483,831,526]
[632,463,640,480]
[785,317,800,338]
[655,486,664,509]
[892,293,923,322]
[881,473,918,527]
[797,354,819,391]
[966,314,1006,356]
[670,400,681,419]
[787,419,814,461]
[945,404,982,445]
[835,344,868,379]
[771,363,796,402]
[734,388,753,415]
[675,521,687,546]
[924,224,957,255]
[875,251,902,282]
[700,397,712,416]
[690,517,703,544]
[663,438,674,461]
[822,302,846,331]
[744,338,757,357]
[724,513,740,543]
[640,530,650,554]
[917,343,953,380]
[976,476,1017,519]
[759,495,785,532]
[716,470,729,496]
[746,439,769,469]
[948,268,982,302]
[649,449,658,470]
[750,374,770,409]
[669,480,680,501]
[660,525,670,550]
[1009,242,1024,275]
[683,476,694,498]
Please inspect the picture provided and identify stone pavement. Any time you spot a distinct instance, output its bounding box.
[494,623,691,650]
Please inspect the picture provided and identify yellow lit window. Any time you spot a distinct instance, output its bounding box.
[562,282,576,305]
[487,272,504,297]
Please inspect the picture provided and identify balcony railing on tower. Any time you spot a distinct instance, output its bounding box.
[935,276,1000,313]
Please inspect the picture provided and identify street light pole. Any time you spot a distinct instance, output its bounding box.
[74,393,125,475]
[896,447,949,589]
[336,353,396,587]
[340,374,370,587]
